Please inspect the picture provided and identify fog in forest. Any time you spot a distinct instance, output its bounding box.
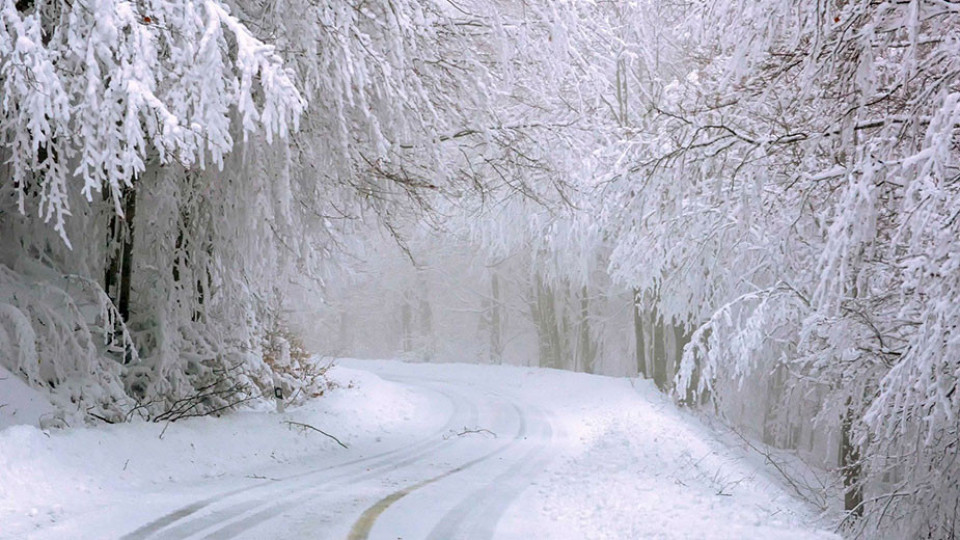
[2,0,959,538]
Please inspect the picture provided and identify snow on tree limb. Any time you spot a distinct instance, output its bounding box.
[0,0,304,244]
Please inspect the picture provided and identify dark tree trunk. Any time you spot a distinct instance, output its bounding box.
[118,188,136,322]
[672,323,689,386]
[104,194,120,305]
[104,234,120,304]
[841,399,864,517]
[103,186,137,363]
[105,187,137,320]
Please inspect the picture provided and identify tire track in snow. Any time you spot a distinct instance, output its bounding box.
[122,382,476,540]
[423,406,554,540]
[201,397,515,540]
[346,402,530,540]
[196,411,488,540]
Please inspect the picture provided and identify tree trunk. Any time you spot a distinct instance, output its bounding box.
[762,365,782,446]
[671,323,689,390]
[841,399,864,517]
[118,187,136,323]
[652,306,668,391]
[338,309,352,353]
[400,297,412,353]
[577,285,597,373]
[530,279,546,368]
[546,288,561,369]
[103,187,137,363]
[418,273,432,360]
[554,287,569,370]
[104,229,120,305]
[532,275,562,369]
[490,272,502,364]
[633,289,646,378]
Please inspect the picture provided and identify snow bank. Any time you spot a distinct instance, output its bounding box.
[0,366,55,431]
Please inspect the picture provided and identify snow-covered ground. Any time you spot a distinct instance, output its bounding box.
[0,366,55,432]
[0,360,838,539]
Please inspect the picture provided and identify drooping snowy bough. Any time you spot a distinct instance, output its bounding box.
[0,0,306,422]
[626,1,960,536]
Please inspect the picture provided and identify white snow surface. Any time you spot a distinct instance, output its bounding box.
[0,366,56,431]
[0,359,838,539]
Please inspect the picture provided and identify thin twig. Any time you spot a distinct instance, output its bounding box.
[246,474,280,481]
[444,426,498,439]
[284,420,348,449]
[87,411,116,424]
[729,426,828,510]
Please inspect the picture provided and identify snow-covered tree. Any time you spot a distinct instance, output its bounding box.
[0,0,304,421]
[601,0,960,535]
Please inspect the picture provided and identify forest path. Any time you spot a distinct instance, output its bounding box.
[6,360,838,540]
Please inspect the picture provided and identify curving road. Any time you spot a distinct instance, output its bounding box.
[14,360,839,540]
[120,368,555,540]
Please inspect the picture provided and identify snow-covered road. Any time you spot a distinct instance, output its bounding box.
[1,360,839,539]
[121,369,554,540]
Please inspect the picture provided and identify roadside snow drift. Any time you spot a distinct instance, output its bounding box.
[0,366,55,432]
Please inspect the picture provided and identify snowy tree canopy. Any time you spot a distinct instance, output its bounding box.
[2,0,959,536]
[1,0,303,243]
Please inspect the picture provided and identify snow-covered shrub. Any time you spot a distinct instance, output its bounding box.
[0,261,129,426]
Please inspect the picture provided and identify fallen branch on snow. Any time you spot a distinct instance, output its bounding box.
[87,411,116,424]
[728,426,829,511]
[246,474,280,481]
[444,426,497,439]
[284,420,348,449]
